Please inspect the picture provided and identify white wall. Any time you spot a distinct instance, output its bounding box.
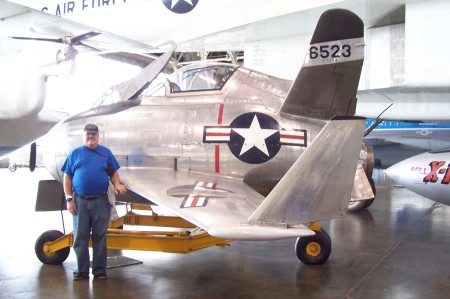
[244,35,309,80]
[364,23,405,89]
[405,0,450,86]
[245,0,450,89]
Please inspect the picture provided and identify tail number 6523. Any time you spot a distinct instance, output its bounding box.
[309,44,351,59]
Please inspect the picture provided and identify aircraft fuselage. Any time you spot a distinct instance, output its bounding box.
[43,66,326,195]
[386,150,450,206]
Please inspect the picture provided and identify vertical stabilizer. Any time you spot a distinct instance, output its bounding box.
[249,117,365,225]
[280,9,364,119]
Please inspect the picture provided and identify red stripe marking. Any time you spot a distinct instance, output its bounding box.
[217,103,224,124]
[280,134,304,140]
[215,103,225,173]
[215,145,220,173]
[191,196,199,207]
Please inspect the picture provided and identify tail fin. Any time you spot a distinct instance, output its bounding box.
[280,9,364,119]
[249,117,365,225]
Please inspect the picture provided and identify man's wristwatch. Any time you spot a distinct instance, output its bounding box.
[66,195,73,202]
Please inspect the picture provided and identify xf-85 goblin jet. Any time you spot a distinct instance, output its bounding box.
[35,9,374,266]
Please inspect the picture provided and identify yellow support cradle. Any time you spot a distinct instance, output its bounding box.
[36,204,230,265]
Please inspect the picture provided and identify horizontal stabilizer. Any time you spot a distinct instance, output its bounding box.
[280,9,364,120]
[249,117,366,225]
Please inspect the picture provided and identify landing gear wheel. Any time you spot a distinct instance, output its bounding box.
[348,177,377,212]
[295,230,331,265]
[35,230,70,265]
[347,199,367,212]
[363,198,375,209]
[8,163,17,172]
[363,177,377,209]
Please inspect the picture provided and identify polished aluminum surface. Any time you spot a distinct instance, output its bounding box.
[42,65,326,189]
[39,9,369,241]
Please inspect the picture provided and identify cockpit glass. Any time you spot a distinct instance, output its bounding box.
[169,63,237,92]
[145,83,166,97]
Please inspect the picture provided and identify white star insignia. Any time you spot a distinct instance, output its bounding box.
[233,115,278,156]
[171,0,194,9]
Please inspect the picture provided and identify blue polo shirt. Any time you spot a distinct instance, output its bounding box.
[61,145,120,196]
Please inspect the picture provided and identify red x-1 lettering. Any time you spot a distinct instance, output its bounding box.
[423,161,446,183]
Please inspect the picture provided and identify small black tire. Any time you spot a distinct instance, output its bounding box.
[8,164,17,172]
[35,230,70,265]
[347,199,367,213]
[363,177,377,209]
[295,230,331,265]
[363,198,375,209]
[348,177,377,212]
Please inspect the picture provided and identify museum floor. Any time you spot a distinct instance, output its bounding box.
[0,168,449,299]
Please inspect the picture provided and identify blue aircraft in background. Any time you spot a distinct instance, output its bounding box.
[364,120,450,168]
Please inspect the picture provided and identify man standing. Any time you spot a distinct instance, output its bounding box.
[62,124,126,280]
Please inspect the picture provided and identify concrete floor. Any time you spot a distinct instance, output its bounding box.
[1,168,450,299]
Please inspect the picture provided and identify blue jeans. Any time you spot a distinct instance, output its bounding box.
[72,194,110,276]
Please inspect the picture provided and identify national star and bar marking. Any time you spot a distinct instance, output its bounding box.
[204,127,306,145]
[181,195,208,208]
[233,115,278,156]
[204,112,307,165]
[166,181,231,208]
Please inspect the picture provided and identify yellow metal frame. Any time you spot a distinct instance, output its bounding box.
[308,222,323,232]
[42,204,230,256]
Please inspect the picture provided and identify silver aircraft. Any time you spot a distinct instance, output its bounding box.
[385,149,450,206]
[35,9,373,265]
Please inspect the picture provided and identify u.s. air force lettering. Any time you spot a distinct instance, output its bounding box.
[203,112,307,164]
[39,0,199,17]
[41,0,128,16]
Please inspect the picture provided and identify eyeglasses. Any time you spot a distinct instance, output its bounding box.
[85,132,98,136]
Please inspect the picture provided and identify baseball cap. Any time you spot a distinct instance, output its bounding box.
[84,124,99,133]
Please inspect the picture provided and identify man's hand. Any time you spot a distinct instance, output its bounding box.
[110,171,127,195]
[114,183,127,195]
[67,200,76,215]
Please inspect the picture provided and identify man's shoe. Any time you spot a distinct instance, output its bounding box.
[94,273,108,280]
[73,273,88,281]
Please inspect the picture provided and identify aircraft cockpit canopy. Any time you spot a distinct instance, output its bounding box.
[138,63,238,98]
[168,63,237,92]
